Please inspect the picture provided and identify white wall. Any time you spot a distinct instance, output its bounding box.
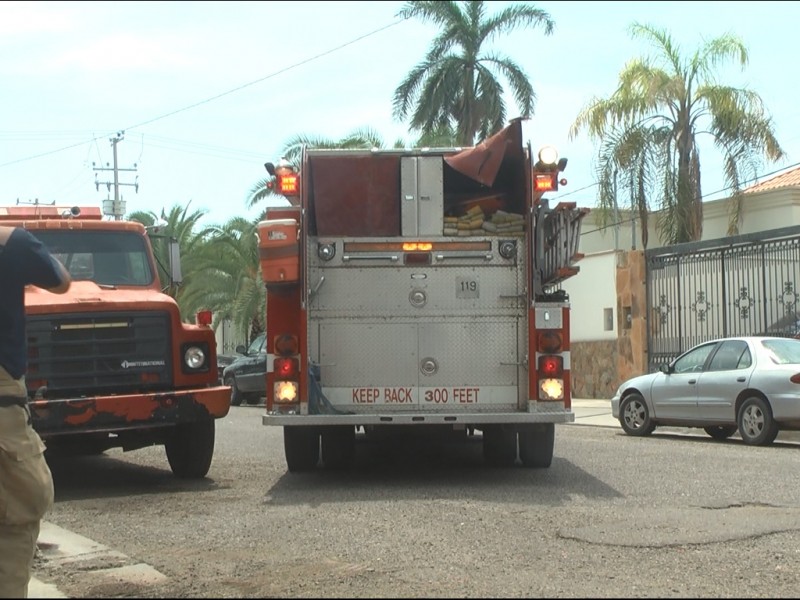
[215,319,246,355]
[569,187,800,344]
[577,188,800,255]
[561,250,618,342]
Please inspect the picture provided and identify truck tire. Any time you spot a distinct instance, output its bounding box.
[165,420,215,479]
[321,426,355,469]
[482,425,517,467]
[284,426,320,472]
[518,423,554,468]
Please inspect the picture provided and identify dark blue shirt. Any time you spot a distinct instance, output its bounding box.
[0,228,66,379]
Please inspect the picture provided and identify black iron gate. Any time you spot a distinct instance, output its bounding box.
[646,225,800,372]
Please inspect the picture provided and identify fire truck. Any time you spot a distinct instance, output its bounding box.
[256,118,588,471]
[1,204,230,478]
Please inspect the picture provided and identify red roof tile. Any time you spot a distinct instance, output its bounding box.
[744,165,800,193]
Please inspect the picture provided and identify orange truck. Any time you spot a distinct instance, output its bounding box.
[1,205,230,478]
[256,118,588,472]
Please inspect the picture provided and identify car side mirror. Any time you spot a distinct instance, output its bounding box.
[235,344,246,354]
[659,364,671,375]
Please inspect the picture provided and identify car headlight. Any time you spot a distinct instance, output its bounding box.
[181,343,210,373]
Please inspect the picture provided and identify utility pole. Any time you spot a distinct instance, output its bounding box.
[93,131,138,220]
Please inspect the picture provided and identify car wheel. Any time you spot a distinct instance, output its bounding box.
[737,395,779,446]
[704,425,737,440]
[619,393,656,436]
[226,375,243,407]
[244,394,261,406]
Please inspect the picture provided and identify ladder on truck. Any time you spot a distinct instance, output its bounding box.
[532,199,590,297]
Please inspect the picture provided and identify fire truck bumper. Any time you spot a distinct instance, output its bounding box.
[30,386,231,436]
[263,410,575,427]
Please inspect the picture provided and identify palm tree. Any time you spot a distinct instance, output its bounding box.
[246,128,389,213]
[127,202,210,314]
[393,0,554,146]
[570,23,785,247]
[178,216,264,341]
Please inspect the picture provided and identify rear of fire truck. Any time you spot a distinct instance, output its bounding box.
[257,118,587,472]
[1,205,230,479]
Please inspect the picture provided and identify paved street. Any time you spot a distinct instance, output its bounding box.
[28,398,800,598]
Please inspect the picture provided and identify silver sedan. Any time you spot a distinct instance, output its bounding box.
[611,336,800,445]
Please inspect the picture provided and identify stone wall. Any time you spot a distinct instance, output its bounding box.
[570,340,618,399]
[569,249,648,399]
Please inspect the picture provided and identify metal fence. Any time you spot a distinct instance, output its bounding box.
[646,225,800,372]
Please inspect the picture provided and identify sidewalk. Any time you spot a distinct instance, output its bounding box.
[570,398,618,428]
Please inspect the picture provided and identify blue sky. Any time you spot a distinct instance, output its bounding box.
[2,0,799,227]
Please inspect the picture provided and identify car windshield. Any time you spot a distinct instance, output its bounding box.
[33,230,154,286]
[247,334,265,354]
[761,338,800,365]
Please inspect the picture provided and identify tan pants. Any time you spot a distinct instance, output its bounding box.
[0,368,54,599]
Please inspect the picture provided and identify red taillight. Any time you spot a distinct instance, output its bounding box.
[274,334,298,356]
[274,357,299,378]
[538,355,563,378]
[791,373,800,384]
[538,331,563,353]
[196,309,212,326]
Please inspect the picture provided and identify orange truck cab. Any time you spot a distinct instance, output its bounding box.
[2,205,230,479]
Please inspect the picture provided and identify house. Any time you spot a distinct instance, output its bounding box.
[563,165,800,399]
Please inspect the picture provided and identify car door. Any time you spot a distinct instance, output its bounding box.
[650,341,718,421]
[695,339,752,422]
[236,334,267,393]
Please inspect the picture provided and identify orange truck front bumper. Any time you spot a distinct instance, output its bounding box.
[30,385,231,437]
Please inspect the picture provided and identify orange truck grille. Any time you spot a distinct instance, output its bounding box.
[26,311,173,399]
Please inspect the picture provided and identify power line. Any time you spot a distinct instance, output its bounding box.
[0,17,409,170]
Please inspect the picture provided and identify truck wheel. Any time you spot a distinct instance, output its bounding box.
[482,426,517,467]
[284,427,320,472]
[165,420,215,479]
[321,426,355,469]
[518,424,554,468]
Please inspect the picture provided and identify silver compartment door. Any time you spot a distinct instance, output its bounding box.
[319,322,420,409]
[417,319,520,411]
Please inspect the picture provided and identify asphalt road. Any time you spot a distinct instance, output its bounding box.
[30,401,800,598]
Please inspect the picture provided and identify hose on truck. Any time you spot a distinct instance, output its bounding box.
[308,363,353,415]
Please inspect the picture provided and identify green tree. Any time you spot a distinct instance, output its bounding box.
[246,128,389,213]
[393,0,554,146]
[127,202,210,316]
[570,23,785,247]
[178,216,264,341]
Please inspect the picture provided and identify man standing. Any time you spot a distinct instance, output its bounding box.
[0,225,71,598]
